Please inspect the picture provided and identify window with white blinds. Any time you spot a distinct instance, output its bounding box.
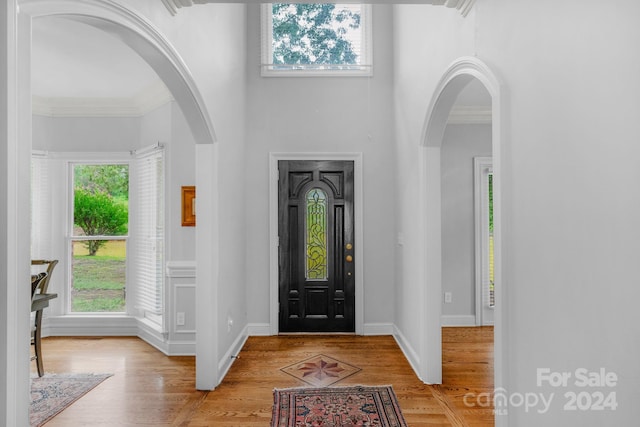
[31,152,51,260]
[474,157,495,324]
[132,144,165,327]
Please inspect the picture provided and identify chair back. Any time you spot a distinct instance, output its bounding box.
[31,260,58,295]
[31,272,48,298]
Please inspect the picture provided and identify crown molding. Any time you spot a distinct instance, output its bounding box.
[447,105,492,125]
[162,0,476,17]
[33,80,173,118]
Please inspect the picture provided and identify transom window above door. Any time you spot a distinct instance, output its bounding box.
[261,3,373,77]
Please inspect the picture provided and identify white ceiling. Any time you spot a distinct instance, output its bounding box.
[32,17,161,99]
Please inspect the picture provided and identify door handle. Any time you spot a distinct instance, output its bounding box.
[346,255,353,263]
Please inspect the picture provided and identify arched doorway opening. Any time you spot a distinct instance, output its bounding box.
[8,2,220,423]
[420,58,506,423]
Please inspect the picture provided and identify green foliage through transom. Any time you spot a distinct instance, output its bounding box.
[272,3,361,66]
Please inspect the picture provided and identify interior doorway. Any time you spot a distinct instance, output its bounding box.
[439,78,493,327]
[420,58,505,410]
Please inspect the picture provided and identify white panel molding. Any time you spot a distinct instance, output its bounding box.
[32,81,174,118]
[441,315,477,327]
[166,260,196,278]
[173,283,196,334]
[162,0,475,17]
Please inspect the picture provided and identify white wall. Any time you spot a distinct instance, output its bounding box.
[395,0,640,424]
[32,115,140,151]
[393,4,477,375]
[244,4,396,331]
[441,124,491,320]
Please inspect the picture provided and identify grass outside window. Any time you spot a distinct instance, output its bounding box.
[71,240,126,312]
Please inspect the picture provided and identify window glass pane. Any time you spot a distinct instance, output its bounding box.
[306,188,328,281]
[73,164,129,237]
[71,239,126,312]
[71,163,128,313]
[272,4,363,66]
[488,173,495,307]
[263,3,371,75]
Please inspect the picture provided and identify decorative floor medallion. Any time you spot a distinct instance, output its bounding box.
[281,354,361,387]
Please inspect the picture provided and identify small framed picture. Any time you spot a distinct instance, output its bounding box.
[181,186,196,226]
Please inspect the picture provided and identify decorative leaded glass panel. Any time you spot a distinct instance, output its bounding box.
[306,188,328,281]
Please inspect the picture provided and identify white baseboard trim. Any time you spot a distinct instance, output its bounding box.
[441,315,477,327]
[45,315,138,337]
[392,325,423,383]
[164,340,196,355]
[363,322,395,335]
[217,326,249,387]
[137,318,169,354]
[247,323,271,336]
[245,322,396,336]
[44,315,196,355]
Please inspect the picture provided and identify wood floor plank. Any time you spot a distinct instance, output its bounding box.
[36,328,493,426]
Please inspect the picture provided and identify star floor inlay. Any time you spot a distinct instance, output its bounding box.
[280,354,362,387]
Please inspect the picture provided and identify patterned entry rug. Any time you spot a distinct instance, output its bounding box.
[30,373,112,426]
[271,385,408,427]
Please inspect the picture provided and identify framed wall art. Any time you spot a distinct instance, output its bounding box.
[181,186,196,226]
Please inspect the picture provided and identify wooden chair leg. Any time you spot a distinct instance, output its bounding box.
[34,309,44,377]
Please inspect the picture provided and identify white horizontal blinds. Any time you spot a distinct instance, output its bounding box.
[482,167,494,308]
[31,153,51,260]
[133,145,165,322]
[331,4,367,66]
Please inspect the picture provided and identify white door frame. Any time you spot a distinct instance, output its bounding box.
[269,152,364,335]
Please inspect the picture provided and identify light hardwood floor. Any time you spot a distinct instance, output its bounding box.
[35,327,493,426]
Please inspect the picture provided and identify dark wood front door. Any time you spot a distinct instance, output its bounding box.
[278,160,355,333]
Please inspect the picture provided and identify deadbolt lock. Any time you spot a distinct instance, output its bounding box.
[346,243,353,250]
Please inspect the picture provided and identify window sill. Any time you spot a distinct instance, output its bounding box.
[261,65,373,78]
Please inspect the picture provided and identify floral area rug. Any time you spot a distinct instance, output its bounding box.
[271,385,408,427]
[30,373,112,426]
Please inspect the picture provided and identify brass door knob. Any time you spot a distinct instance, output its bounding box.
[346,243,353,250]
[346,255,353,262]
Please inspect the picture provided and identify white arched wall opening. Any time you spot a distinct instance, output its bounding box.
[10,3,220,422]
[419,57,507,423]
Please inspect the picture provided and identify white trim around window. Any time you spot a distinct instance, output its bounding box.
[474,156,494,326]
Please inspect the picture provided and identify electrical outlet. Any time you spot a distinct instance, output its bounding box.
[444,292,452,304]
[176,312,185,326]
